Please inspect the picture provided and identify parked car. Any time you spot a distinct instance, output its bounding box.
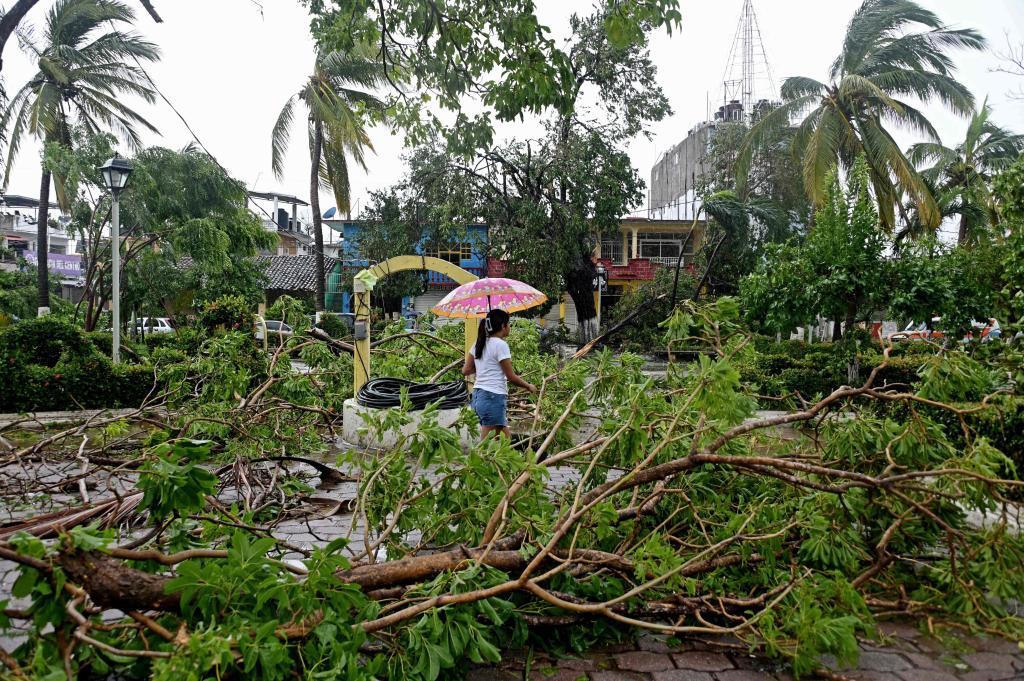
[887,317,1000,344]
[133,317,175,335]
[254,319,293,341]
[967,318,1001,342]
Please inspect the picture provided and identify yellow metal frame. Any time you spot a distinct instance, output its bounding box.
[352,255,479,396]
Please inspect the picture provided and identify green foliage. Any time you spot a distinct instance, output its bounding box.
[0,318,155,411]
[888,239,997,338]
[266,294,311,329]
[994,157,1024,334]
[197,295,254,334]
[138,441,219,519]
[0,265,65,322]
[316,312,352,338]
[740,159,887,338]
[305,0,680,154]
[738,0,985,229]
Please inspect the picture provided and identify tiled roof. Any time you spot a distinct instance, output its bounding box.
[256,254,340,292]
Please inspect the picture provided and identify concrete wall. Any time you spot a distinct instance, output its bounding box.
[649,123,716,216]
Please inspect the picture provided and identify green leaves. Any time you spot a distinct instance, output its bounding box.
[138,440,218,519]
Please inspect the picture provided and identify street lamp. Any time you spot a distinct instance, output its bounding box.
[100,154,133,363]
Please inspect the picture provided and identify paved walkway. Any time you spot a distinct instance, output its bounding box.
[473,623,1024,681]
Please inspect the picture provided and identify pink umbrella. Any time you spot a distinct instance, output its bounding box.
[431,277,548,319]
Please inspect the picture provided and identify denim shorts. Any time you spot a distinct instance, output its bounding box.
[471,388,507,427]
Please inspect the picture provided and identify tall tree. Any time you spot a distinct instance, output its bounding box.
[907,99,1024,244]
[737,0,984,230]
[0,0,161,75]
[303,0,681,156]
[271,48,385,311]
[0,0,159,312]
[426,8,671,340]
[739,158,888,341]
[48,129,276,329]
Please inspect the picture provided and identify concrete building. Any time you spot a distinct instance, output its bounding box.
[0,194,84,299]
[247,191,324,257]
[596,217,706,313]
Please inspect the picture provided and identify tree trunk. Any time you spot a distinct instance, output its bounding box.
[845,309,859,383]
[36,168,52,312]
[0,0,41,74]
[564,258,597,342]
[957,213,969,246]
[310,119,326,312]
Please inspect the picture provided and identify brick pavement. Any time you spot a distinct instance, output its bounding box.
[469,624,1024,681]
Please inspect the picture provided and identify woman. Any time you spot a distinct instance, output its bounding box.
[462,309,537,439]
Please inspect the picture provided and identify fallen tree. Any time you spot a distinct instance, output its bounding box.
[1,300,1022,680]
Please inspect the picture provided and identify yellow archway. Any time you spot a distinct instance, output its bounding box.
[352,255,479,396]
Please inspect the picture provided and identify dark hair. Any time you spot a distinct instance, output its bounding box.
[474,309,510,359]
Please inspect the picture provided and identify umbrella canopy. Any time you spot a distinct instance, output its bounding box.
[431,277,547,319]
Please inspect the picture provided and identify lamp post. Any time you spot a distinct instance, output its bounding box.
[100,154,133,364]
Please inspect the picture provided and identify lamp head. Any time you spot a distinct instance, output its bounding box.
[100,154,133,195]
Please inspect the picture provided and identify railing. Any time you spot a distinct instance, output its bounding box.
[648,256,691,266]
[426,266,486,287]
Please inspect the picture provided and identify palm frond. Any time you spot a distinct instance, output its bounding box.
[870,69,975,116]
[735,95,816,193]
[271,94,298,180]
[882,99,939,142]
[802,107,844,205]
[779,76,826,100]
[0,84,37,189]
[859,116,938,228]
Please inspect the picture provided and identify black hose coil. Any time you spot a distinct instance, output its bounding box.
[356,377,469,411]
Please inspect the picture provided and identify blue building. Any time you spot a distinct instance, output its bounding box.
[323,220,489,314]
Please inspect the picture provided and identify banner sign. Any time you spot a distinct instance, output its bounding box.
[23,251,82,278]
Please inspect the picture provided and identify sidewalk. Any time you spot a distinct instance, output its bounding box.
[473,623,1023,681]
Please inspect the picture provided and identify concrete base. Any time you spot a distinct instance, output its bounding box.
[341,398,476,450]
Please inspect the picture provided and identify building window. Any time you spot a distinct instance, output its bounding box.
[600,237,625,265]
[49,244,66,254]
[427,242,473,265]
[638,232,694,264]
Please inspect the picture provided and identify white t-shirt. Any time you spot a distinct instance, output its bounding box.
[474,337,512,395]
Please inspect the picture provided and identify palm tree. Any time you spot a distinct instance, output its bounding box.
[907,99,1024,244]
[738,0,984,231]
[271,49,385,311]
[0,0,159,312]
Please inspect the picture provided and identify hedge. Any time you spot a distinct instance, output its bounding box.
[0,357,155,412]
[0,318,157,413]
[739,339,927,400]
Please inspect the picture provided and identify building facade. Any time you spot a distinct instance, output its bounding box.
[326,219,489,315]
[332,217,704,329]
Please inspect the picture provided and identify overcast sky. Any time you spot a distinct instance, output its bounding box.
[2,0,1023,224]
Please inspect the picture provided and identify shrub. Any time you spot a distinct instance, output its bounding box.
[197,295,253,334]
[0,355,154,412]
[0,317,94,367]
[315,312,351,339]
[141,328,209,356]
[737,339,942,401]
[266,295,311,329]
[0,318,157,412]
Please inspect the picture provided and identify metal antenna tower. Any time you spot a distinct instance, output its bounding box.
[720,0,776,123]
